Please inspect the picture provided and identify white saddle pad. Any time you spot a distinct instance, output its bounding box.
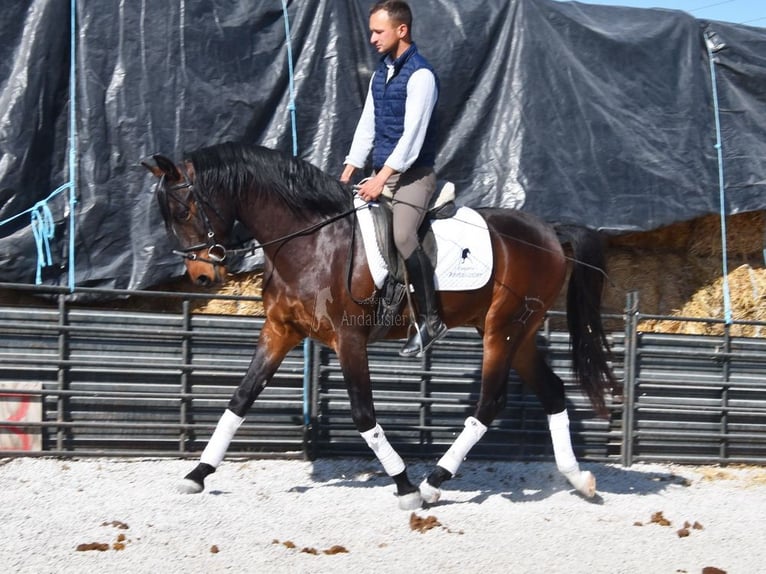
[354,197,493,290]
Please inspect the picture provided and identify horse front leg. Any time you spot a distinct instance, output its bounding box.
[513,337,596,498]
[337,338,422,510]
[179,322,301,494]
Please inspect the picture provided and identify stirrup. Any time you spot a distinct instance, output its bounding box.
[399,319,448,358]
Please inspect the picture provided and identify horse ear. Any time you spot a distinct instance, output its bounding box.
[141,154,181,180]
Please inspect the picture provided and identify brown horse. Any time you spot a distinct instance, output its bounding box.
[142,142,618,509]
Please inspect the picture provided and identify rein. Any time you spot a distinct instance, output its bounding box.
[222,204,363,259]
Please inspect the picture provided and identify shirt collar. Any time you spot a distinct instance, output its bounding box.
[383,43,418,75]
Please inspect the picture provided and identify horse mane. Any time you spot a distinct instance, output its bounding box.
[185,142,352,219]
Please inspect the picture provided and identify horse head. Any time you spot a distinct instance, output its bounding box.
[141,153,231,287]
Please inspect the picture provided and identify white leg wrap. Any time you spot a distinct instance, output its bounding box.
[360,424,405,477]
[548,410,596,497]
[200,409,245,468]
[548,409,579,475]
[437,416,488,476]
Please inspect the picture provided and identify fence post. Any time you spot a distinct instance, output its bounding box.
[179,299,192,456]
[621,290,639,466]
[302,339,315,460]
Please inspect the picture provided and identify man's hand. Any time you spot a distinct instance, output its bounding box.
[356,165,396,202]
[356,175,386,202]
[340,164,356,184]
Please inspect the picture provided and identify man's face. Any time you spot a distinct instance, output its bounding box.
[369,10,406,57]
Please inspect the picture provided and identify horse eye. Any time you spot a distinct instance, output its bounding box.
[174,207,192,222]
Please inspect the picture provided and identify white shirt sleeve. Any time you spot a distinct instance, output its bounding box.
[384,68,438,173]
[344,76,376,169]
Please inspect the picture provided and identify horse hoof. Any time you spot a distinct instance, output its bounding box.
[178,478,204,494]
[418,479,441,505]
[398,491,423,511]
[566,470,596,498]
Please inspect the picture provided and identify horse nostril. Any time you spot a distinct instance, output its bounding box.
[195,274,212,287]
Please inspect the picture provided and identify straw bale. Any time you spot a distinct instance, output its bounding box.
[190,271,265,315]
[687,211,765,257]
[642,264,766,337]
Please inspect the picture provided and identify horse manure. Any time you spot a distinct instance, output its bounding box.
[76,542,110,552]
[101,520,129,530]
[676,527,690,538]
[77,522,132,552]
[702,568,727,574]
[649,511,671,527]
[210,545,220,554]
[409,513,441,533]
[323,545,349,555]
[272,538,348,556]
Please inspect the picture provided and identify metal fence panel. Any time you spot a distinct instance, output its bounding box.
[0,301,306,457]
[2,289,766,465]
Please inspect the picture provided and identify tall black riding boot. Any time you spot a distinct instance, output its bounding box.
[399,246,448,358]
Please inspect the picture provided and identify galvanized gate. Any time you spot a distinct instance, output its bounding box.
[1,285,765,465]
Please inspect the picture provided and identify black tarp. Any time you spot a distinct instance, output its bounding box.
[0,0,764,292]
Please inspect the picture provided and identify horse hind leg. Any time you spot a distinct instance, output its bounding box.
[548,409,596,498]
[419,416,489,504]
[419,327,515,504]
[514,337,596,498]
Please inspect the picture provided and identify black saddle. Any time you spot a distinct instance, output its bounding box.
[364,182,457,341]
[368,182,457,284]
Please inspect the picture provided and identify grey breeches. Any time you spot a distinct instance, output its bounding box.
[383,167,437,259]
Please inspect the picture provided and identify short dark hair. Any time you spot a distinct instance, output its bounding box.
[370,1,412,30]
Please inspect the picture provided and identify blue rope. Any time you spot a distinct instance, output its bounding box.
[31,201,55,284]
[280,0,310,427]
[282,0,299,157]
[0,182,72,285]
[705,34,732,326]
[67,0,78,291]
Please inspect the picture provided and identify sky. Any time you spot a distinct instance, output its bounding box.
[555,0,765,27]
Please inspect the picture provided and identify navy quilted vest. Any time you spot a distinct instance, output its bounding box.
[371,44,439,171]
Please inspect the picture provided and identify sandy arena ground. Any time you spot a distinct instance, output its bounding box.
[1,456,764,574]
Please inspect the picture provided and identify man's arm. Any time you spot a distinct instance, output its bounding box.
[341,78,376,184]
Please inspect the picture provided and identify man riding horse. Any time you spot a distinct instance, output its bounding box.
[340,1,446,358]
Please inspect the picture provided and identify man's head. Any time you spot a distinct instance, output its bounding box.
[369,1,413,59]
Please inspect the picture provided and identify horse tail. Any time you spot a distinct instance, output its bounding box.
[556,225,617,416]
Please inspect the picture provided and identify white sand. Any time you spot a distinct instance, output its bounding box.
[1,456,763,574]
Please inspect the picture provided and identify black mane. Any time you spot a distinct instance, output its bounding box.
[185,142,353,218]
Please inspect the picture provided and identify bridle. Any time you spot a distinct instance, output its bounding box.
[158,169,229,267]
[157,167,368,268]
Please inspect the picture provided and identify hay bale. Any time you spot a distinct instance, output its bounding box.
[641,264,766,337]
[191,272,265,316]
[689,211,765,258]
